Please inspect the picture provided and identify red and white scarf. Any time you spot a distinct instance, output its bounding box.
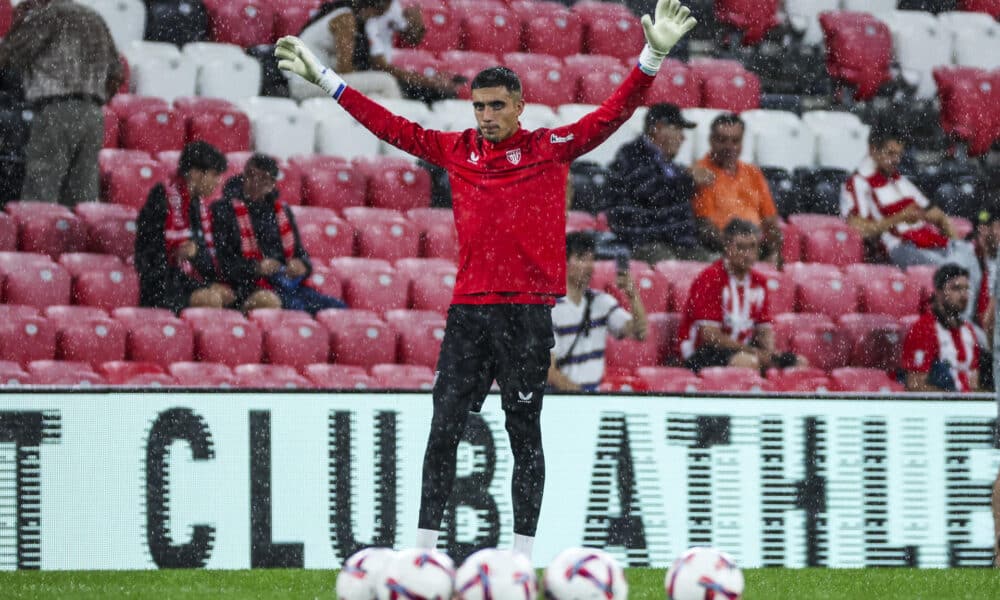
[232,199,297,289]
[164,178,215,281]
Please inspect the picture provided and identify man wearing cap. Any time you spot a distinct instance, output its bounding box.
[607,103,710,263]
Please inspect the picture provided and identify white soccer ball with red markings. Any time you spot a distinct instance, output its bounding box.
[543,547,628,600]
[455,548,537,600]
[336,547,396,600]
[664,546,744,600]
[375,548,455,600]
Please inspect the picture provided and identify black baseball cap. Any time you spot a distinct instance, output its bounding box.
[645,103,696,131]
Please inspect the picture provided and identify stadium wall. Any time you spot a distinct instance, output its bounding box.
[0,391,998,570]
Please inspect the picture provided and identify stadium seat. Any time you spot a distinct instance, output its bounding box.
[74,203,138,260]
[401,0,461,52]
[0,312,56,365]
[512,1,583,58]
[0,360,30,386]
[765,366,831,393]
[566,210,598,233]
[701,71,761,113]
[273,159,304,206]
[880,11,953,99]
[119,314,195,367]
[502,53,574,107]
[353,157,432,211]
[953,20,1000,69]
[829,367,903,393]
[247,307,314,328]
[634,366,701,392]
[290,206,355,260]
[938,10,1000,41]
[68,265,139,310]
[112,306,177,323]
[819,11,894,101]
[187,47,262,103]
[742,110,815,171]
[654,260,709,312]
[680,107,726,159]
[406,208,459,260]
[271,0,316,39]
[259,318,330,369]
[302,363,378,389]
[752,263,794,315]
[698,366,767,392]
[184,109,251,154]
[562,54,629,106]
[386,311,446,368]
[604,311,673,376]
[933,67,999,156]
[233,363,313,389]
[318,308,397,367]
[0,255,71,308]
[837,313,903,370]
[787,262,857,317]
[370,363,435,390]
[168,361,236,387]
[97,360,167,384]
[451,0,521,54]
[5,202,87,257]
[845,264,920,317]
[120,108,185,155]
[203,0,275,47]
[190,319,263,367]
[713,0,780,46]
[26,360,105,386]
[342,207,420,262]
[75,0,146,55]
[520,102,559,130]
[404,263,456,313]
[127,54,198,102]
[180,306,247,326]
[291,156,366,211]
[572,0,645,61]
[784,0,828,45]
[799,226,864,266]
[772,311,835,352]
[248,111,317,161]
[58,252,122,275]
[598,374,650,392]
[645,59,701,108]
[906,265,937,312]
[603,261,670,314]
[789,325,850,372]
[304,265,343,302]
[437,51,501,100]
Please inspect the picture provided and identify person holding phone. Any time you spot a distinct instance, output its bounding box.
[548,232,648,391]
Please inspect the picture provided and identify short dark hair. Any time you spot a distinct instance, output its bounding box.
[245,153,279,179]
[566,231,596,258]
[868,124,903,150]
[934,263,969,291]
[710,113,744,136]
[723,218,760,241]
[178,141,226,176]
[471,67,522,95]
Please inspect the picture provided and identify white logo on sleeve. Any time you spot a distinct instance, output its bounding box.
[468,152,479,164]
[550,133,574,144]
[518,391,533,403]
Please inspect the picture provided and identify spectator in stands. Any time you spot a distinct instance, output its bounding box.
[135,141,234,313]
[679,219,805,372]
[840,126,981,309]
[606,103,708,262]
[968,204,1000,337]
[902,264,979,393]
[211,153,346,314]
[0,0,122,206]
[548,232,647,391]
[691,113,782,262]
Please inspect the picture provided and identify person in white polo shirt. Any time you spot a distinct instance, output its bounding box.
[548,232,648,391]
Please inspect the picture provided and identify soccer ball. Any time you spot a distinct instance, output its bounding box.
[376,548,455,600]
[543,547,628,600]
[664,546,744,600]
[455,548,537,600]
[336,547,396,600]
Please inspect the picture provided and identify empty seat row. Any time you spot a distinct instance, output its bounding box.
[104,94,252,155]
[603,365,904,394]
[122,40,262,102]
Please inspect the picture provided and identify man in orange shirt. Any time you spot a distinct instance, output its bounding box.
[691,113,782,262]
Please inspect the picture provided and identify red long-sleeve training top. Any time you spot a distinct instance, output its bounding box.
[337,66,653,304]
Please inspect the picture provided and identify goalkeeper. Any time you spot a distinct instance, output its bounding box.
[276,0,695,559]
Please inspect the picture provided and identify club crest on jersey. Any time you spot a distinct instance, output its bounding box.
[506,148,522,165]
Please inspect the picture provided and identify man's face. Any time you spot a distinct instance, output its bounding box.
[567,250,595,289]
[937,275,970,316]
[187,168,221,199]
[472,86,524,143]
[724,232,760,273]
[648,122,685,160]
[243,165,277,202]
[709,122,744,169]
[871,140,904,175]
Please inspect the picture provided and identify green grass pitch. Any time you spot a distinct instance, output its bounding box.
[1,568,999,599]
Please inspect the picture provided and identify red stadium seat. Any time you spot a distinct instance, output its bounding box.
[698,366,767,392]
[233,364,312,389]
[0,360,29,385]
[259,318,330,368]
[203,0,275,47]
[512,1,583,58]
[290,206,355,260]
[654,260,709,312]
[572,0,645,61]
[185,109,251,153]
[0,313,56,365]
[389,48,444,79]
[272,0,316,38]
[71,265,140,310]
[765,367,831,392]
[342,207,420,262]
[563,54,629,106]
[752,263,794,315]
[599,374,650,392]
[645,59,701,108]
[103,106,119,148]
[120,108,185,155]
[0,255,71,307]
[386,310,446,368]
[101,159,167,209]
[790,327,849,372]
[0,212,15,252]
[173,96,239,117]
[45,307,126,366]
[291,156,367,211]
[701,71,761,113]
[933,67,999,156]
[635,366,701,392]
[27,360,105,386]
[98,360,166,384]
[401,0,461,52]
[112,306,177,323]
[394,259,456,313]
[837,313,902,370]
[406,208,459,261]
[800,225,864,266]
[604,311,673,376]
[829,367,903,393]
[906,265,936,313]
[181,306,247,326]
[714,0,780,46]
[168,361,236,387]
[438,51,501,99]
[772,312,835,351]
[353,157,432,211]
[787,262,857,317]
[108,94,170,121]
[5,202,87,257]
[189,319,263,367]
[370,363,435,390]
[452,0,521,54]
[302,363,378,389]
[58,252,123,275]
[247,308,314,328]
[502,53,574,107]
[565,210,598,233]
[274,159,304,206]
[958,0,1000,18]
[119,315,195,367]
[317,308,397,367]
[303,264,343,302]
[844,264,919,317]
[594,260,669,314]
[778,220,802,264]
[819,11,893,101]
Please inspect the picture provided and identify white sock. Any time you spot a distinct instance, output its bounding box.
[512,534,534,559]
[415,528,439,549]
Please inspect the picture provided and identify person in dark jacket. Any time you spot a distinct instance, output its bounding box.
[211,153,345,314]
[606,102,710,263]
[135,141,234,313]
